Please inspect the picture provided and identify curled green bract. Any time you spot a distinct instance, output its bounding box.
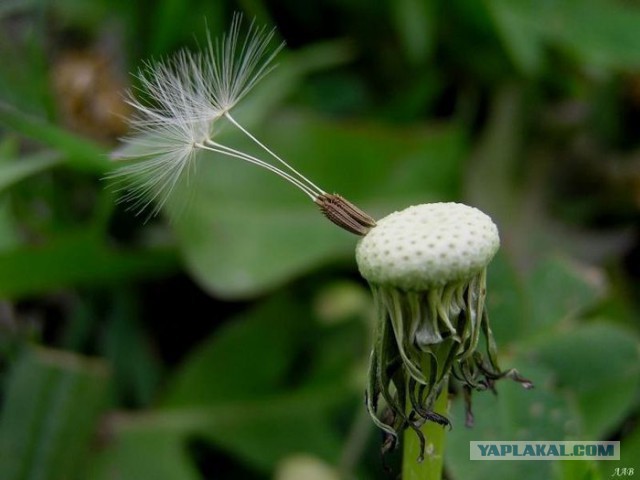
[357,203,531,457]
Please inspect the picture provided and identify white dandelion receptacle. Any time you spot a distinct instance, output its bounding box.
[356,203,499,290]
[356,203,532,456]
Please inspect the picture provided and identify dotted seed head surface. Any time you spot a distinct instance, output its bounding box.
[356,203,499,290]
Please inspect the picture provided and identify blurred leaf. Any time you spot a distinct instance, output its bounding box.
[0,151,61,192]
[532,322,640,438]
[97,383,350,474]
[0,200,19,250]
[102,290,163,407]
[198,397,343,472]
[313,280,370,326]
[483,0,547,75]
[0,346,110,480]
[0,137,21,250]
[156,293,356,471]
[88,429,199,480]
[619,424,640,473]
[524,256,605,335]
[0,231,179,299]
[275,454,341,480]
[391,0,435,66]
[161,294,309,406]
[0,7,52,115]
[232,40,356,128]
[447,358,577,480]
[447,322,639,480]
[148,0,194,55]
[171,111,465,298]
[553,0,640,71]
[0,102,108,173]
[552,459,604,480]
[485,0,640,74]
[464,85,523,223]
[107,291,356,473]
[0,0,38,16]
[485,251,528,345]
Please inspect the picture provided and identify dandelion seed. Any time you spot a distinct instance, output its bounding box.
[109,13,374,231]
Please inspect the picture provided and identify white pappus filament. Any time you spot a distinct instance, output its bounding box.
[108,13,326,217]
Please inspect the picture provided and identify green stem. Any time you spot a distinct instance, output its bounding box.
[402,382,449,480]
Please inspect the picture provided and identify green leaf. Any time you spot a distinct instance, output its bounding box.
[0,139,21,250]
[0,11,51,115]
[101,290,163,407]
[552,458,604,480]
[532,322,640,438]
[484,0,640,74]
[464,85,524,223]
[391,0,436,65]
[148,0,194,55]
[0,102,108,173]
[0,0,39,17]
[0,346,110,480]
[95,384,349,474]
[0,151,62,193]
[485,251,528,346]
[128,292,354,473]
[196,397,343,472]
[524,256,605,335]
[0,231,179,299]
[483,0,546,75]
[447,322,640,479]
[88,429,200,480]
[161,294,309,406]
[170,111,465,298]
[619,423,640,474]
[0,200,19,251]
[447,358,578,480]
[487,252,606,349]
[552,0,640,71]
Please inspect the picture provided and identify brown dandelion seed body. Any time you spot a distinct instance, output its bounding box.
[315,193,376,236]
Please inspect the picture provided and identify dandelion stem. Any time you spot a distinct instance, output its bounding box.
[402,380,449,480]
[224,112,326,196]
[199,139,317,199]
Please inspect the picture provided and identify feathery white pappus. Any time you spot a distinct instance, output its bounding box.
[107,13,327,218]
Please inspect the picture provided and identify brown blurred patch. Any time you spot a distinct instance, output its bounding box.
[51,49,131,143]
[625,72,640,108]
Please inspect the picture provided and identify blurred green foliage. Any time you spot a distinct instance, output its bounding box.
[0,0,639,479]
